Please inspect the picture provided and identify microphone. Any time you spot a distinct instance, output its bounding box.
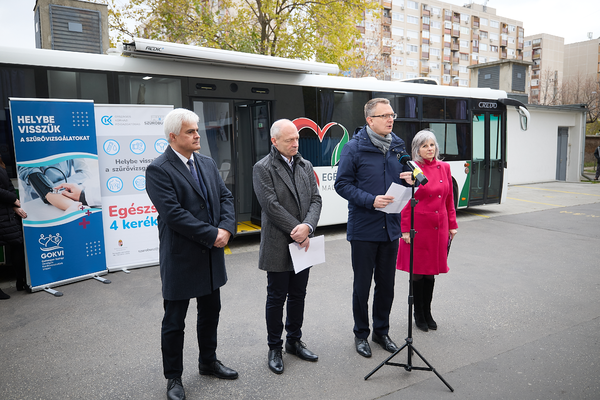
[397,151,428,186]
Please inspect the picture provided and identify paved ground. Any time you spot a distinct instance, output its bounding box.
[1,181,599,400]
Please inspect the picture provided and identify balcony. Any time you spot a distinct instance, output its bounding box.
[443,55,451,62]
[382,46,391,55]
[382,0,392,9]
[472,17,480,29]
[422,7,430,16]
[451,42,459,51]
[422,38,430,45]
[532,40,542,49]
[451,69,459,76]
[453,12,460,23]
[472,46,479,53]
[500,40,507,47]
[382,31,391,39]
[501,24,508,34]
[422,23,430,31]
[532,53,541,60]
[421,66,430,74]
[421,51,429,60]
[470,59,478,65]
[382,16,391,26]
[518,41,523,50]
[443,68,451,75]
[452,29,460,37]
[444,41,451,48]
[357,26,365,34]
[500,51,507,59]
[452,56,460,64]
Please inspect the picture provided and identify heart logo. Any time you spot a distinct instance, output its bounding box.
[292,118,350,166]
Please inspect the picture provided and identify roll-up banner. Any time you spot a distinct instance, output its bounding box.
[94,104,172,271]
[9,98,107,292]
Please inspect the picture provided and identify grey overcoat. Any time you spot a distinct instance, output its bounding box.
[252,146,322,272]
[146,146,235,301]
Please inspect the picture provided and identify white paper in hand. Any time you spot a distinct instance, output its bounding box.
[288,235,326,274]
[375,182,414,214]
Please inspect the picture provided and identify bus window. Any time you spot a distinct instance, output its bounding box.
[48,70,109,103]
[118,75,182,107]
[446,99,468,120]
[423,97,444,120]
[396,96,417,119]
[394,121,419,156]
[422,122,470,161]
[1,67,36,177]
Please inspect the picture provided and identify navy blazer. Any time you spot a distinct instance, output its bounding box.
[146,146,235,300]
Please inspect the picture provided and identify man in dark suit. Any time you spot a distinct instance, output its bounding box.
[252,119,322,374]
[146,108,237,400]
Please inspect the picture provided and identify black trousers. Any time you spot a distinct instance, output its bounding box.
[161,288,221,379]
[266,269,310,350]
[350,239,399,339]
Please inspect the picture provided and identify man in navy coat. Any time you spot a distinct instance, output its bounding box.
[146,108,237,400]
[335,98,412,359]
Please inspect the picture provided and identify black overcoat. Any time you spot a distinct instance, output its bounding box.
[145,146,235,301]
[0,167,23,246]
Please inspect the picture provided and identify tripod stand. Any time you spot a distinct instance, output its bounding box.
[364,183,453,392]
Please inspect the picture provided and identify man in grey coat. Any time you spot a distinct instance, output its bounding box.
[252,119,322,374]
[146,108,237,400]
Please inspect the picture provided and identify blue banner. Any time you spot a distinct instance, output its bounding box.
[9,98,107,290]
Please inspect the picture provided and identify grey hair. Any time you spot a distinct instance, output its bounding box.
[364,98,391,119]
[411,129,441,163]
[270,119,295,139]
[164,108,199,142]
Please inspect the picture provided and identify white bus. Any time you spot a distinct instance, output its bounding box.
[0,39,529,234]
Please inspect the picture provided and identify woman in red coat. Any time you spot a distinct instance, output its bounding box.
[396,130,458,331]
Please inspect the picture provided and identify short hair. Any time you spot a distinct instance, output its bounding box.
[164,108,199,142]
[270,119,296,139]
[411,129,441,163]
[364,98,391,120]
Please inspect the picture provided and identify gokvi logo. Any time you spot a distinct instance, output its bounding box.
[39,233,64,259]
[101,116,113,125]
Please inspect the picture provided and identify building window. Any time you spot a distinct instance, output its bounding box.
[407,15,419,24]
[407,30,419,39]
[408,44,419,52]
[407,59,418,67]
[524,40,532,47]
[392,12,404,22]
[460,40,469,48]
[460,27,470,35]
[524,51,531,57]
[508,25,516,32]
[460,53,469,61]
[508,37,515,44]
[430,48,441,56]
[392,71,403,79]
[480,43,488,51]
[393,0,404,6]
[490,20,499,28]
[431,21,441,29]
[480,18,488,26]
[392,27,404,36]
[407,73,418,79]
[407,1,418,10]
[459,65,468,73]
[459,79,469,86]
[490,33,499,41]
[392,56,403,65]
[480,31,488,39]
[432,7,440,15]
[490,45,498,52]
[431,34,440,43]
[443,75,451,83]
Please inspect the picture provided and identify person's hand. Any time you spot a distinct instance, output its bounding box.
[298,236,310,252]
[373,195,394,208]
[13,199,21,208]
[213,228,231,248]
[400,171,414,185]
[449,229,457,240]
[290,223,310,244]
[54,183,82,201]
[13,207,27,219]
[401,232,410,244]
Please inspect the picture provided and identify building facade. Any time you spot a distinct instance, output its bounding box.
[522,33,565,104]
[360,0,524,86]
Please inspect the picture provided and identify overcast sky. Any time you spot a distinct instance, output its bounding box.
[1,0,599,49]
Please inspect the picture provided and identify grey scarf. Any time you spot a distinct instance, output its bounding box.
[366,125,392,154]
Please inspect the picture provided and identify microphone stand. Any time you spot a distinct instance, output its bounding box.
[364,181,453,392]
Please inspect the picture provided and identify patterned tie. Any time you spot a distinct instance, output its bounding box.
[187,158,212,223]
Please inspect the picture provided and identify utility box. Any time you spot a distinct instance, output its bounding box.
[34,0,109,54]
[469,59,533,104]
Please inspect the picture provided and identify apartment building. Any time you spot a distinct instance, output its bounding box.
[359,0,524,85]
[522,34,564,104]
[523,34,600,104]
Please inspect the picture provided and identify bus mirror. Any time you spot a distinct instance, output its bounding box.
[517,106,530,131]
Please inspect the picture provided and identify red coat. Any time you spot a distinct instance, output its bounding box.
[396,159,458,275]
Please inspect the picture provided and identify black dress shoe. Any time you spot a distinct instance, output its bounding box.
[354,337,372,358]
[285,340,318,362]
[372,333,399,353]
[0,288,10,300]
[199,360,238,380]
[268,349,284,374]
[166,377,186,400]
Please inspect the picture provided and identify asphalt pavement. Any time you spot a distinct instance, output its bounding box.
[1,181,599,400]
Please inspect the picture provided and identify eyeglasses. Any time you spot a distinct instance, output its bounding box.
[369,113,397,120]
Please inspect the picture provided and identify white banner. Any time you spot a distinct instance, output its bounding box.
[94,104,173,271]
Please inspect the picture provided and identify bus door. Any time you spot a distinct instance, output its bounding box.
[470,106,505,205]
[235,101,271,233]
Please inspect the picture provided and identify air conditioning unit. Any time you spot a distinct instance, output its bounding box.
[400,50,404,54]
[401,5,404,10]
[399,36,404,40]
[407,51,411,55]
[407,37,411,41]
[437,55,441,60]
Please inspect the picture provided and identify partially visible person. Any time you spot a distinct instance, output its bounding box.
[0,156,28,299]
[335,98,413,358]
[145,108,237,400]
[594,145,600,181]
[252,119,322,374]
[396,130,458,332]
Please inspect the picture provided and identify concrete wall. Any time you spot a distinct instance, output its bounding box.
[506,106,587,184]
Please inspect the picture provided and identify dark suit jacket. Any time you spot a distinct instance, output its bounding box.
[146,146,235,300]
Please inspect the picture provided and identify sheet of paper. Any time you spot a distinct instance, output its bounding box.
[375,182,415,214]
[288,235,326,274]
